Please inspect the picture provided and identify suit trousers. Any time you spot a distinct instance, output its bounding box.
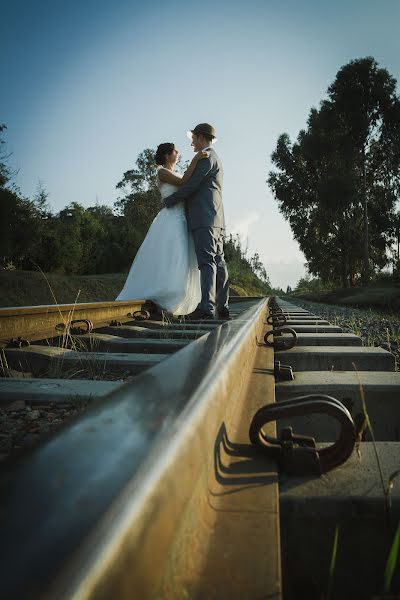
[191,227,229,314]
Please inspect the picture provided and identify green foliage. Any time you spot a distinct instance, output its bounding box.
[225,234,271,295]
[384,523,400,593]
[326,525,340,600]
[0,124,13,189]
[0,189,42,269]
[295,275,336,293]
[268,57,400,288]
[114,148,162,254]
[2,135,270,293]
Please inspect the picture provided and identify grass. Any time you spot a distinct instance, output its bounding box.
[0,269,255,308]
[3,269,115,381]
[0,349,12,377]
[44,333,111,381]
[286,297,400,370]
[286,299,400,596]
[313,363,400,598]
[353,363,388,516]
[384,523,400,594]
[291,285,400,312]
[0,269,128,307]
[228,270,268,296]
[2,268,220,378]
[386,471,400,518]
[326,525,340,600]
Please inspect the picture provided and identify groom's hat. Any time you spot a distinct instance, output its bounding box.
[187,123,217,143]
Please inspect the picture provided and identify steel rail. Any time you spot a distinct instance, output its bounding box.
[0,300,147,340]
[0,297,280,600]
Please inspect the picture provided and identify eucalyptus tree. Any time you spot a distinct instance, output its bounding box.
[268,57,400,286]
[328,57,400,283]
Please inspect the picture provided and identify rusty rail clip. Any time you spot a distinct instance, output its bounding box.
[128,310,151,321]
[55,320,93,335]
[266,313,287,326]
[249,394,356,476]
[70,319,94,335]
[264,327,298,351]
[6,337,30,348]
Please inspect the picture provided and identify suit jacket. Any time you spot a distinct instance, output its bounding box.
[163,148,225,230]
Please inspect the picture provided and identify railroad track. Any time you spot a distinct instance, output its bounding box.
[270,298,400,599]
[0,297,264,460]
[0,296,280,599]
[0,296,399,599]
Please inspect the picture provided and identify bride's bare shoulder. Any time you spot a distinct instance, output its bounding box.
[157,168,169,182]
[158,168,182,186]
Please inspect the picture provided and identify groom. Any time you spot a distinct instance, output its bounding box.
[163,123,230,320]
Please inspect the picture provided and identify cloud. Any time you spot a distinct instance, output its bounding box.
[229,212,306,288]
[230,212,260,244]
[265,258,307,290]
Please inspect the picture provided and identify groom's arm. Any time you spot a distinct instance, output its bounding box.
[163,157,212,207]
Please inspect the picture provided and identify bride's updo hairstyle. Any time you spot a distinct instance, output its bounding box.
[155,143,175,166]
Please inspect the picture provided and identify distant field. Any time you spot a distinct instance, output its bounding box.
[291,285,400,313]
[0,270,127,307]
[0,270,251,308]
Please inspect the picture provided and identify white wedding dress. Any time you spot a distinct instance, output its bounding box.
[116,171,201,315]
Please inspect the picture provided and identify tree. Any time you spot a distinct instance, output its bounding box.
[115,149,162,249]
[0,124,11,189]
[268,57,400,287]
[0,194,42,269]
[33,180,52,218]
[327,57,400,283]
[250,252,271,287]
[294,275,334,293]
[2,139,271,291]
[0,125,42,268]
[224,234,271,293]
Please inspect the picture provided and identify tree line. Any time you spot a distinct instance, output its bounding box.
[0,130,271,293]
[268,57,400,288]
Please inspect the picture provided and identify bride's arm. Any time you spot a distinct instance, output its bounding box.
[158,151,209,186]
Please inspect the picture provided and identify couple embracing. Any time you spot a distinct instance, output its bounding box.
[116,123,230,320]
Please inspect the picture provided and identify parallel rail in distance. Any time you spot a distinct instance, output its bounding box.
[0,297,280,600]
[0,299,146,340]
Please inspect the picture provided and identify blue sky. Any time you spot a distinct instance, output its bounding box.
[2,0,400,288]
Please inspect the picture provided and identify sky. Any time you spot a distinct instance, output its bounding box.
[2,0,400,289]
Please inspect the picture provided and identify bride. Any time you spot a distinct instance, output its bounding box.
[115,143,209,315]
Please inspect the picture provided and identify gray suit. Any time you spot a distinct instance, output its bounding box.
[163,148,229,314]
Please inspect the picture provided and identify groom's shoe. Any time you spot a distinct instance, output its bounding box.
[187,308,214,320]
[217,308,232,320]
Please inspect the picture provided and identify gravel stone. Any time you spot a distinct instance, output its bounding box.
[288,297,400,370]
[0,400,26,412]
[26,410,40,421]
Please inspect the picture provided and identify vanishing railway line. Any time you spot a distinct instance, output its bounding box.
[0,296,399,599]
